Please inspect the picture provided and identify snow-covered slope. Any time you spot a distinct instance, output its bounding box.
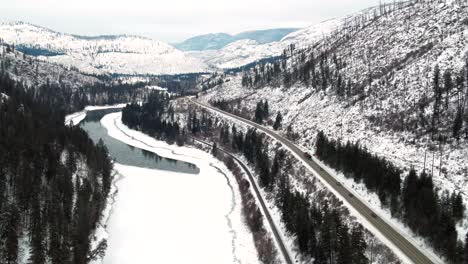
[0,22,208,75]
[280,18,342,47]
[0,43,102,89]
[200,0,468,261]
[190,18,342,69]
[189,39,284,69]
[175,28,298,52]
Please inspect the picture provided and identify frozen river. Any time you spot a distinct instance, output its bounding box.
[77,109,259,264]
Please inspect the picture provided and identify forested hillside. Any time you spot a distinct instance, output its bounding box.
[0,73,112,263]
[0,43,154,263]
[199,0,468,262]
[0,44,151,112]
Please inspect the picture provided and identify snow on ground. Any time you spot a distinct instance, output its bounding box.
[313,157,445,263]
[18,232,31,264]
[199,79,451,262]
[0,22,209,75]
[97,112,259,264]
[189,18,342,69]
[64,104,127,126]
[199,74,468,207]
[185,101,400,263]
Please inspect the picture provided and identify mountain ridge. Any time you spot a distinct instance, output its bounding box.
[174,28,299,51]
[0,21,209,75]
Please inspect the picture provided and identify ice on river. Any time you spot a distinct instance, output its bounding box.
[99,112,259,264]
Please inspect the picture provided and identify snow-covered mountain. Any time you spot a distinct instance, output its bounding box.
[0,22,209,75]
[189,18,342,69]
[174,28,298,51]
[0,43,102,90]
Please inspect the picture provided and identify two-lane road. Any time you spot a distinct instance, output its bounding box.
[190,98,438,264]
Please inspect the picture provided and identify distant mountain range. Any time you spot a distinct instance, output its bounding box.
[0,22,209,75]
[189,19,342,69]
[174,28,299,51]
[0,21,339,74]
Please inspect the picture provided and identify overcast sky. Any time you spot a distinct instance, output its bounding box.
[1,0,383,43]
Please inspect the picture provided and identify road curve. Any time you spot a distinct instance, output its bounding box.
[191,137,294,264]
[190,98,438,264]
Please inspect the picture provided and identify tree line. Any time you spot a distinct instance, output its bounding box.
[121,92,184,145]
[188,113,370,263]
[232,128,368,263]
[0,73,112,264]
[315,131,467,263]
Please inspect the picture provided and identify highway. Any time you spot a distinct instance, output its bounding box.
[190,98,438,264]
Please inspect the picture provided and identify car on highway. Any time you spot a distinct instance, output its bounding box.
[304,152,312,160]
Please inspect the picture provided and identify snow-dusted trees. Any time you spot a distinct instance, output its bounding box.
[277,173,368,263]
[403,169,465,262]
[3,203,19,264]
[273,111,283,130]
[0,74,113,264]
[432,65,442,138]
[316,130,466,263]
[217,126,369,262]
[453,108,463,140]
[122,92,183,145]
[316,131,401,212]
[254,100,269,124]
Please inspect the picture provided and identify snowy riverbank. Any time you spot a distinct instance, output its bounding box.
[97,112,259,264]
[64,104,127,126]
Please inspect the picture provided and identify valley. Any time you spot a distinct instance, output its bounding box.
[1,0,468,264]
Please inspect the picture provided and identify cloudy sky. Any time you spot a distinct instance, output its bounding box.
[2,0,383,42]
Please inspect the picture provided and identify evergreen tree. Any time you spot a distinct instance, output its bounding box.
[336,224,351,264]
[211,142,218,157]
[350,225,368,264]
[452,192,464,221]
[319,204,333,263]
[453,108,463,140]
[4,203,20,264]
[255,101,265,123]
[432,65,442,137]
[264,100,269,117]
[29,193,46,264]
[464,232,468,264]
[444,70,453,109]
[273,111,283,130]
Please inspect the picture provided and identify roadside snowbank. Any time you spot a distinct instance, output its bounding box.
[99,112,259,264]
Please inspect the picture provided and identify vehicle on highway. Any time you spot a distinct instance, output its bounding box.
[304,152,312,160]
